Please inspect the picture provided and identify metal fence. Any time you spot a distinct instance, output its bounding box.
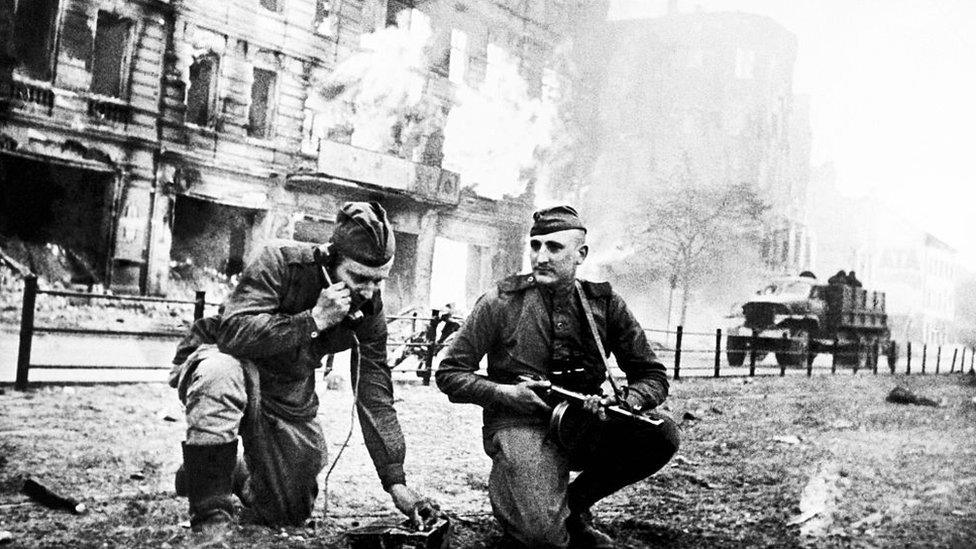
[7,268,974,388]
[9,273,452,390]
[646,326,974,379]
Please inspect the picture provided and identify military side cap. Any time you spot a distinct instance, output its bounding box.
[329,202,396,267]
[530,205,586,236]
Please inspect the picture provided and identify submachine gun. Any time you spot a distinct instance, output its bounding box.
[518,282,667,452]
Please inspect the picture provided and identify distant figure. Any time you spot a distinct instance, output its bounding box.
[828,270,848,285]
[846,270,862,287]
[798,270,817,279]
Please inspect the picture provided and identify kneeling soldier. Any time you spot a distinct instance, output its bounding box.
[436,205,680,548]
[170,202,438,539]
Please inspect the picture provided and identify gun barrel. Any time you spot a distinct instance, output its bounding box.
[546,385,664,427]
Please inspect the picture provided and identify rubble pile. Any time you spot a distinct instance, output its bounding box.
[0,238,235,332]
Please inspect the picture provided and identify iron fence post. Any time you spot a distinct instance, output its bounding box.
[922,344,927,375]
[15,275,38,391]
[831,336,838,374]
[951,348,958,373]
[906,342,912,375]
[194,290,206,321]
[806,332,813,377]
[872,340,879,375]
[422,309,440,386]
[936,346,941,374]
[713,329,721,378]
[673,326,683,380]
[748,329,757,377]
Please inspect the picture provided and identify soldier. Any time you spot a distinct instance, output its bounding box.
[436,205,680,548]
[828,270,848,285]
[170,202,439,539]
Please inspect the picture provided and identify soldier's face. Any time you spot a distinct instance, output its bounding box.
[529,229,588,287]
[334,257,392,302]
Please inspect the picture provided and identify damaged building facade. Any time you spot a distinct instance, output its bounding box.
[2,0,582,311]
[593,8,813,274]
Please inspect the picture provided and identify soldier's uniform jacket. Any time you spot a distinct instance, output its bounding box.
[436,273,669,435]
[169,241,407,489]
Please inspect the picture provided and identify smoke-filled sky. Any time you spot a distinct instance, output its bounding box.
[608,0,976,271]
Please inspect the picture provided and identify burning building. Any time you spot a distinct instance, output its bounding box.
[1,0,593,310]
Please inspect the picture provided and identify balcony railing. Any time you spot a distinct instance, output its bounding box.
[87,97,132,126]
[316,140,461,205]
[0,78,55,114]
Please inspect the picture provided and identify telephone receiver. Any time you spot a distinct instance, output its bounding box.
[315,244,366,325]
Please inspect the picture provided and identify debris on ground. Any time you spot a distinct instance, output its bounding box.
[886,386,940,407]
[789,462,841,538]
[21,478,87,514]
[772,435,802,445]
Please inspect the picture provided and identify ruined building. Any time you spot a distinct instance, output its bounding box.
[591,9,813,274]
[1,0,588,311]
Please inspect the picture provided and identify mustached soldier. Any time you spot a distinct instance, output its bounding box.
[170,202,438,540]
[436,205,680,548]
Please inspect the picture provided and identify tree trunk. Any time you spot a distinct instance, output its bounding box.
[679,271,691,328]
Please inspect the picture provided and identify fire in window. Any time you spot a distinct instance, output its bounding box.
[11,0,60,81]
[89,11,131,98]
[248,67,277,138]
[186,54,219,126]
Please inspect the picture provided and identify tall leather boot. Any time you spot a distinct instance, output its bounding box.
[181,440,238,538]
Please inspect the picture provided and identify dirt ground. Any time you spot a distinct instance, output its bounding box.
[1,372,975,548]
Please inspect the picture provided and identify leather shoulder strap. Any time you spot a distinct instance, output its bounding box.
[575,280,627,403]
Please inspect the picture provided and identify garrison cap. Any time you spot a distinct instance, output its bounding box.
[530,205,587,236]
[329,202,396,267]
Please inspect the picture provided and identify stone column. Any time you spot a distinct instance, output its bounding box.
[413,209,439,310]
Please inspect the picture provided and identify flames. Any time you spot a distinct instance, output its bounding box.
[309,9,557,201]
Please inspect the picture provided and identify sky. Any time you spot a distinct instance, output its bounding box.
[607,0,976,271]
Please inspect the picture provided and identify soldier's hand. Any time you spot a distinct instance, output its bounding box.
[497,379,552,415]
[312,282,351,329]
[388,484,442,531]
[582,394,615,422]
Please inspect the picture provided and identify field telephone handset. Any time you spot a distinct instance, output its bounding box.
[314,244,366,326]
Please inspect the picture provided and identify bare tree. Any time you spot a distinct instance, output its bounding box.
[627,171,769,330]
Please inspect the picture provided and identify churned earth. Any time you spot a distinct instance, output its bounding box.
[1,372,975,548]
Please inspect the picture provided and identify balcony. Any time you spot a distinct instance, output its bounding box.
[314,140,461,205]
[87,97,132,126]
[0,78,55,115]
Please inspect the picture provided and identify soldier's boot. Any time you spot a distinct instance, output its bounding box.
[176,454,252,507]
[181,441,238,540]
[567,509,615,549]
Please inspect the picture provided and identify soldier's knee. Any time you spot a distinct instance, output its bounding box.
[191,354,246,396]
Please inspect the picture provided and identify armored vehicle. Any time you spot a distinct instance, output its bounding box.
[726,273,891,368]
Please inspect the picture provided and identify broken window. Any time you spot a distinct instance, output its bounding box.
[314,0,335,36]
[429,25,451,76]
[385,0,413,27]
[12,0,61,81]
[448,29,467,85]
[186,53,219,126]
[259,0,279,12]
[735,48,756,79]
[248,67,276,138]
[89,11,131,98]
